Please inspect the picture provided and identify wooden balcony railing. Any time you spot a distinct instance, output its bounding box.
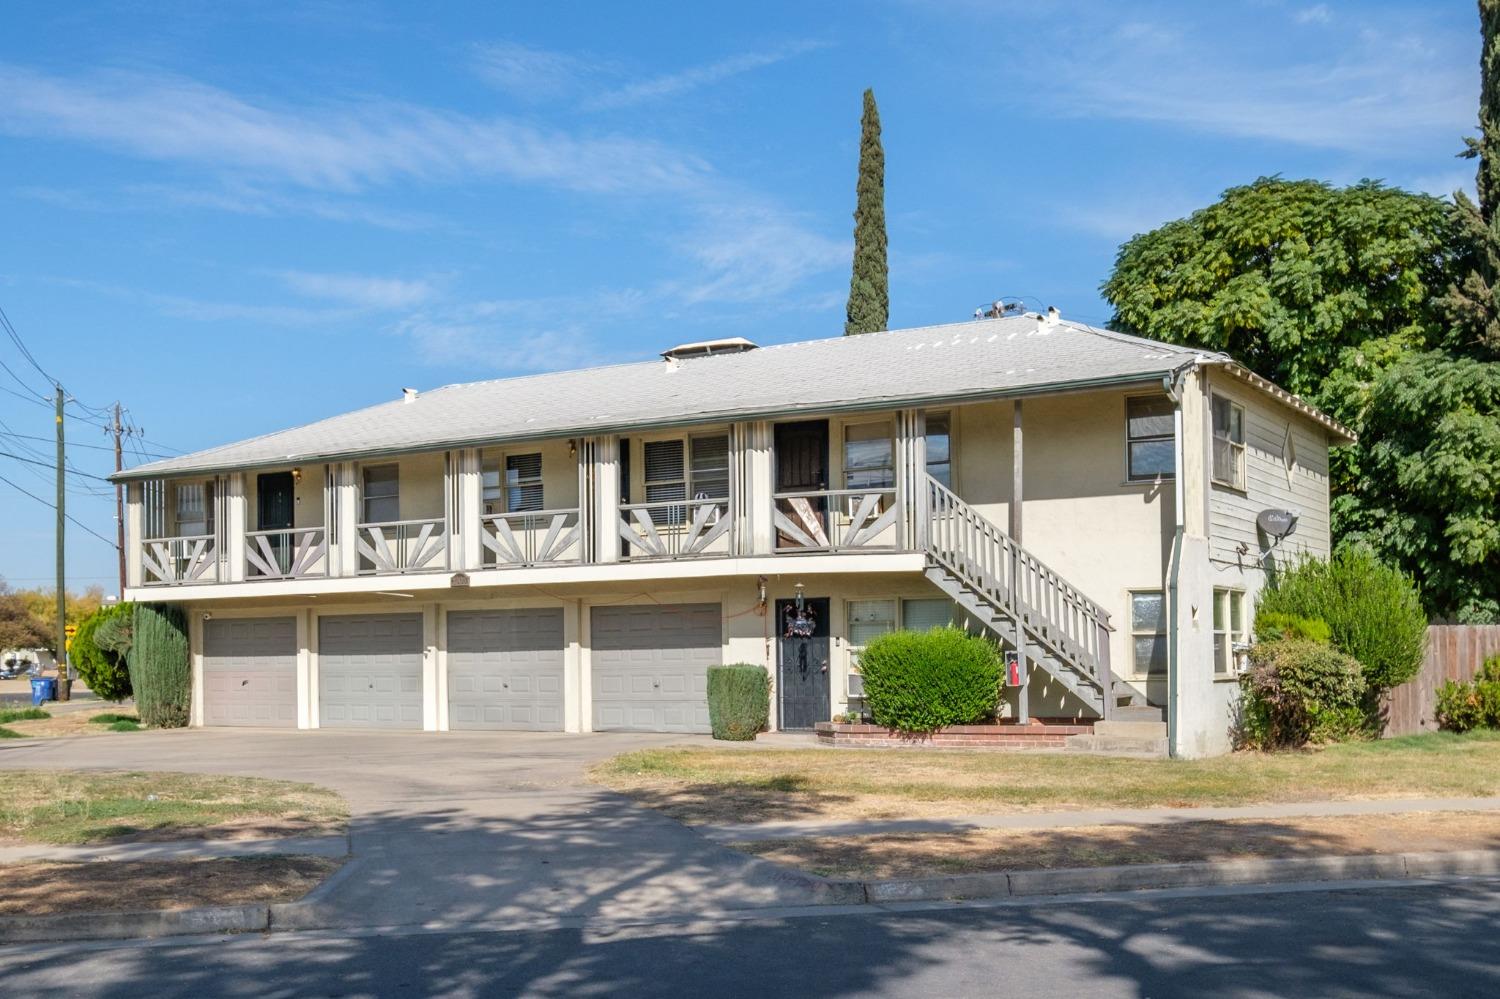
[773,488,900,553]
[245,527,329,580]
[481,508,583,567]
[356,518,447,574]
[140,534,218,585]
[619,497,732,560]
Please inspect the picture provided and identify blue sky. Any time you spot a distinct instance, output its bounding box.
[0,0,1480,590]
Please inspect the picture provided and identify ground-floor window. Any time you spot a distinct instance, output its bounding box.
[847,599,897,654]
[1213,588,1248,675]
[901,598,954,632]
[1130,590,1168,678]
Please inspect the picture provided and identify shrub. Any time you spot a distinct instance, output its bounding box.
[1238,638,1367,748]
[129,603,190,728]
[1435,655,1500,733]
[1257,550,1427,692]
[1253,612,1331,645]
[858,627,1001,733]
[706,664,770,741]
[0,707,48,724]
[71,602,134,702]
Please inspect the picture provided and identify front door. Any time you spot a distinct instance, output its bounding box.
[775,420,830,549]
[777,597,831,730]
[256,472,295,572]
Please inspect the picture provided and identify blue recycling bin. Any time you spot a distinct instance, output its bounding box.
[30,677,56,705]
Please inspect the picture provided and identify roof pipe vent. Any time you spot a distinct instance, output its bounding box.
[402,387,419,403]
[1046,306,1061,325]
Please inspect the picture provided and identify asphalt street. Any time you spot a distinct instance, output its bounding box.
[1,877,1495,998]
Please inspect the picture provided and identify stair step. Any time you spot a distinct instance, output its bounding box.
[1111,703,1165,723]
[1092,719,1167,739]
[1063,733,1169,758]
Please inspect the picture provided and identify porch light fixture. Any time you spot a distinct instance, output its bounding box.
[794,582,805,614]
[291,467,302,484]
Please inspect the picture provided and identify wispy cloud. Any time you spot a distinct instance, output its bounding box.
[584,41,827,112]
[470,41,598,102]
[1294,4,1333,25]
[278,271,435,309]
[0,64,711,194]
[671,202,847,304]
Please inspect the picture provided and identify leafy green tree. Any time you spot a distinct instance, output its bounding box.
[71,603,134,702]
[0,589,50,651]
[844,88,888,335]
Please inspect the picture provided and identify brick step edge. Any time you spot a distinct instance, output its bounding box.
[810,849,1500,905]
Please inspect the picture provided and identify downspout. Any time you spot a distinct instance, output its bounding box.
[1162,359,1196,758]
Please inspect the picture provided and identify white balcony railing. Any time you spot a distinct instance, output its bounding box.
[356,518,447,574]
[619,497,732,560]
[141,535,218,585]
[481,508,583,567]
[245,527,329,580]
[773,488,900,553]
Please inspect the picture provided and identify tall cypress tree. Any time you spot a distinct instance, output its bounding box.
[1444,0,1500,358]
[844,89,888,335]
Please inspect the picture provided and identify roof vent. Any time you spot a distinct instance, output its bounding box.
[661,337,759,362]
[1046,306,1061,325]
[402,387,419,403]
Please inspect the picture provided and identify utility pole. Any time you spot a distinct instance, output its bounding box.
[113,403,125,597]
[54,384,70,701]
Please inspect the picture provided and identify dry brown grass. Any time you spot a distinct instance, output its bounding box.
[0,706,139,739]
[741,811,1500,880]
[0,857,341,916]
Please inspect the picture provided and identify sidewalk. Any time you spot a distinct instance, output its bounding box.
[697,796,1500,841]
[0,834,349,864]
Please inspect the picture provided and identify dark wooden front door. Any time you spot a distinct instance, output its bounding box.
[774,420,829,494]
[777,597,831,730]
[256,472,295,572]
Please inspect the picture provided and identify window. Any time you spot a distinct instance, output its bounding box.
[1213,588,1248,676]
[361,464,400,524]
[1126,397,1175,481]
[689,434,730,500]
[1130,590,1168,677]
[174,480,214,537]
[848,599,897,651]
[925,412,952,488]
[902,598,954,632]
[1212,396,1247,489]
[643,439,686,505]
[844,421,894,490]
[505,453,544,512]
[481,460,502,516]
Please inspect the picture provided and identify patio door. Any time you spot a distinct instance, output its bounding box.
[775,420,829,548]
[777,597,831,730]
[256,471,295,573]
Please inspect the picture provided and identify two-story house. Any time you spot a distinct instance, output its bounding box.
[115,312,1351,757]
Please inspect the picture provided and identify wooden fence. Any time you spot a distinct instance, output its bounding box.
[1382,625,1500,737]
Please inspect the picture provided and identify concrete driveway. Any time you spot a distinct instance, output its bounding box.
[0,729,824,927]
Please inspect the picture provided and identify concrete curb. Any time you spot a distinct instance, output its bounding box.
[0,904,270,944]
[829,849,1500,904]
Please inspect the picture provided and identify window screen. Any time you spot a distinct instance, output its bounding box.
[1127,397,1175,481]
[902,598,954,632]
[362,464,400,524]
[174,481,214,537]
[1131,590,1168,677]
[506,453,544,512]
[844,422,894,490]
[925,412,952,488]
[644,440,686,505]
[848,599,897,648]
[1211,397,1247,489]
[689,435,730,500]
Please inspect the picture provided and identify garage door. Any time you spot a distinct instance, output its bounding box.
[318,614,423,729]
[203,617,297,727]
[447,608,565,731]
[591,603,720,733]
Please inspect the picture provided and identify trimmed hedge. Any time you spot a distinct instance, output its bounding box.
[706,664,770,741]
[858,627,1001,733]
[71,602,134,702]
[130,603,190,728]
[1257,550,1427,692]
[1239,638,1367,748]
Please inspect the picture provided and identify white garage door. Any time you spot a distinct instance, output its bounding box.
[318,614,423,729]
[591,603,720,733]
[447,608,565,731]
[203,617,297,728]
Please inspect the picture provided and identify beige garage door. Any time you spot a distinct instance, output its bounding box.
[447,608,565,731]
[203,617,297,728]
[590,603,720,733]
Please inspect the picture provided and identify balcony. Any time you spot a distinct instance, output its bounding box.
[481,508,583,567]
[619,497,732,561]
[141,534,218,586]
[773,488,900,553]
[245,527,329,580]
[356,518,448,575]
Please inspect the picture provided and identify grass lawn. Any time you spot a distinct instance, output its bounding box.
[0,856,341,916]
[742,812,1500,880]
[0,706,144,738]
[592,731,1500,825]
[0,771,348,845]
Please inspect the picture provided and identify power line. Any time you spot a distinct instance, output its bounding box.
[0,303,55,387]
[0,449,113,482]
[0,471,118,550]
[0,429,174,460]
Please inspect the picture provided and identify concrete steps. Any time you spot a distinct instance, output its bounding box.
[1064,718,1168,758]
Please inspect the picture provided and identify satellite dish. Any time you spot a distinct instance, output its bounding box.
[1256,509,1299,540]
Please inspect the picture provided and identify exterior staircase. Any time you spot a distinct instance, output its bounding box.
[921,476,1157,725]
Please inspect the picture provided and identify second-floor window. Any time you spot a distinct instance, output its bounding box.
[644,435,730,507]
[505,453,544,512]
[1127,397,1175,481]
[174,481,214,537]
[925,412,952,488]
[1211,396,1247,490]
[362,464,399,523]
[844,421,894,491]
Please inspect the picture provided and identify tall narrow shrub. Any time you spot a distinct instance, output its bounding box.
[130,603,190,728]
[706,664,770,741]
[844,88,888,335]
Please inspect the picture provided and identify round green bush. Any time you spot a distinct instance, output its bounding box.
[1239,638,1367,748]
[1257,549,1427,692]
[706,664,770,741]
[71,602,134,702]
[858,627,1001,733]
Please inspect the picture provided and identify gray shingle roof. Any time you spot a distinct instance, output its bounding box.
[119,315,1225,481]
